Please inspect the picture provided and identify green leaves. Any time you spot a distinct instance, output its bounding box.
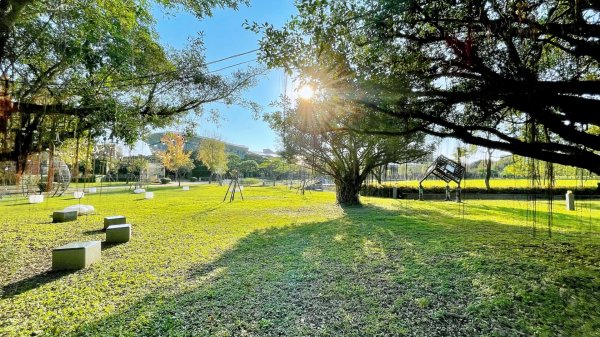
[1,0,257,175]
[257,0,600,175]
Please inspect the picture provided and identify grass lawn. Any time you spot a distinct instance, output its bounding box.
[1,185,599,336]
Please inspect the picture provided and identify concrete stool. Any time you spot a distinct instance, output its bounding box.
[52,241,101,271]
[182,186,190,191]
[29,195,44,204]
[53,210,78,223]
[104,215,126,230]
[106,224,131,243]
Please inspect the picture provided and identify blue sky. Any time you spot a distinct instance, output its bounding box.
[141,0,297,154]
[132,1,495,163]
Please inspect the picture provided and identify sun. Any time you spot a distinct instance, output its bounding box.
[297,84,315,100]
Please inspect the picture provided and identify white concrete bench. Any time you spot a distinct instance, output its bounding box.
[29,195,44,204]
[52,210,78,223]
[104,216,126,230]
[52,241,101,271]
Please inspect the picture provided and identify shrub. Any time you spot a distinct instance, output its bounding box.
[360,184,600,198]
[37,182,48,193]
[240,178,262,186]
[190,177,198,182]
[160,178,172,184]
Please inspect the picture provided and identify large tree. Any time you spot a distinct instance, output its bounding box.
[259,157,288,185]
[255,0,600,174]
[196,138,227,184]
[157,132,193,186]
[0,0,257,176]
[267,95,430,205]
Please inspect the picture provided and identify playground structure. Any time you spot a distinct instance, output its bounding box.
[419,155,465,202]
[15,152,71,197]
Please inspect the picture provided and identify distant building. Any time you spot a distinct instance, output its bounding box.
[248,148,280,158]
[145,132,249,158]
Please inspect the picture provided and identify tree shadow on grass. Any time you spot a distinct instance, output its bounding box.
[69,204,599,336]
[465,203,600,235]
[1,270,73,299]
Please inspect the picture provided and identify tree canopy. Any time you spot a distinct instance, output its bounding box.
[255,0,600,174]
[0,0,257,175]
[157,132,193,186]
[196,137,227,182]
[267,93,430,205]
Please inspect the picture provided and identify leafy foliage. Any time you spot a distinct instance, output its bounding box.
[266,93,430,205]
[0,0,258,174]
[157,132,193,185]
[226,153,241,176]
[255,0,600,174]
[238,159,258,177]
[360,184,600,198]
[259,157,289,184]
[196,138,227,182]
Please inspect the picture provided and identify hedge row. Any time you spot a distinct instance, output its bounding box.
[360,184,600,198]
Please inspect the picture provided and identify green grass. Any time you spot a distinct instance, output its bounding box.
[1,186,599,336]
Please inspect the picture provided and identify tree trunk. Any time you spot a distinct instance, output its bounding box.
[484,159,491,191]
[335,178,362,205]
[484,149,493,190]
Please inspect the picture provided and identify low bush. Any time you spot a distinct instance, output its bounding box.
[160,178,172,184]
[190,177,198,182]
[240,178,262,186]
[360,184,600,198]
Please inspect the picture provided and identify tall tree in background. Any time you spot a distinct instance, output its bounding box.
[157,132,193,186]
[226,154,241,177]
[238,160,259,178]
[267,93,430,206]
[0,0,257,177]
[196,138,227,184]
[259,157,287,186]
[484,147,496,190]
[56,136,93,180]
[124,156,149,188]
[255,0,600,174]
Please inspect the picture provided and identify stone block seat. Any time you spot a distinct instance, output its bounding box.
[104,215,126,230]
[106,224,131,243]
[52,241,101,271]
[53,210,78,223]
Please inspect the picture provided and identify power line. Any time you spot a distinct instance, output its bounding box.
[7,7,379,91]
[208,58,258,74]
[8,48,261,89]
[206,49,259,66]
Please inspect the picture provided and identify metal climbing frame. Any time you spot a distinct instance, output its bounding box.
[419,155,465,201]
[39,153,71,197]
